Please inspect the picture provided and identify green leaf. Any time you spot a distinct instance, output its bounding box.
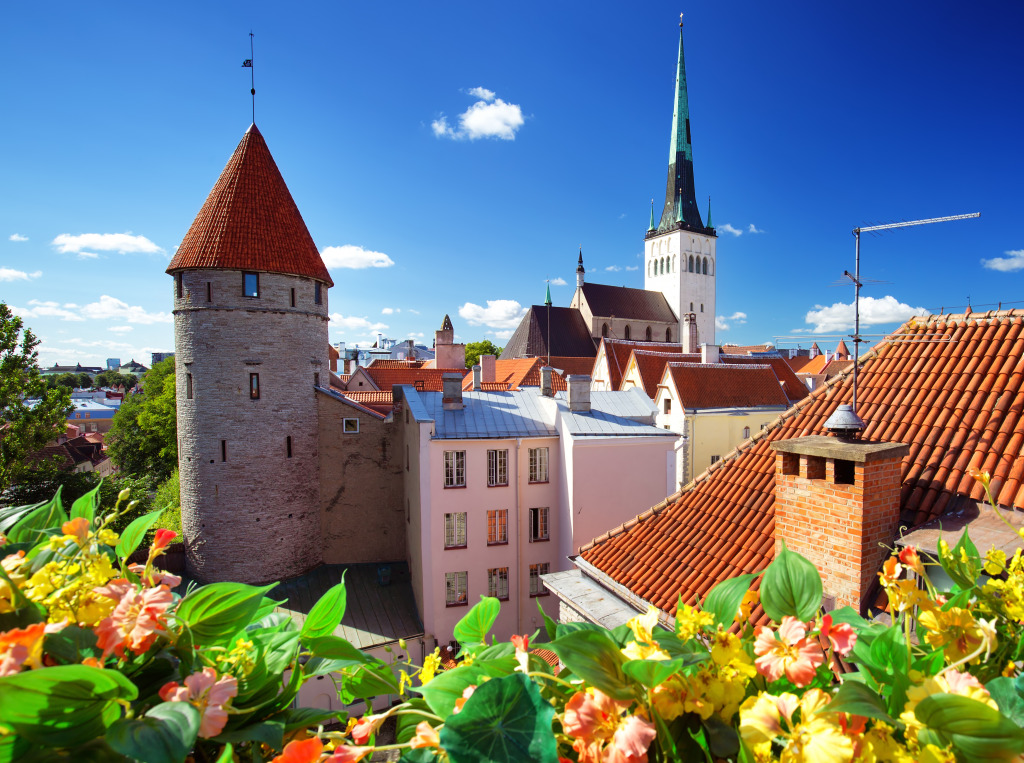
[440,672,559,763]
[107,702,199,763]
[826,680,896,723]
[43,624,100,664]
[0,498,49,535]
[548,629,632,700]
[703,714,740,760]
[70,482,102,522]
[395,699,433,743]
[0,664,137,747]
[539,598,558,641]
[827,606,871,630]
[915,693,1024,760]
[174,581,276,646]
[306,635,368,665]
[652,629,710,665]
[622,658,686,688]
[214,743,234,763]
[300,572,347,642]
[8,490,67,544]
[416,665,489,718]
[701,573,758,630]
[343,659,400,700]
[272,706,341,732]
[213,720,285,749]
[236,631,301,705]
[115,509,163,559]
[453,596,500,648]
[760,540,823,622]
[988,677,1024,726]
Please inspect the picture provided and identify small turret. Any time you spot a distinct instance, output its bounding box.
[576,248,585,289]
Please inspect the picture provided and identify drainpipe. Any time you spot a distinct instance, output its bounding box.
[515,437,523,634]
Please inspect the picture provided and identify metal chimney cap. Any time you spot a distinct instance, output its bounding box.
[824,403,865,439]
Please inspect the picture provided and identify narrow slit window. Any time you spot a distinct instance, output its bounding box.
[206,282,212,302]
[314,372,320,387]
[221,440,227,462]
[186,373,193,400]
[315,282,322,305]
[243,272,259,298]
[286,436,292,458]
[250,373,260,399]
[175,273,183,298]
[290,288,296,308]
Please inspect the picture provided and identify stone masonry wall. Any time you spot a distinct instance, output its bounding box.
[774,451,903,612]
[174,268,329,584]
[317,393,405,564]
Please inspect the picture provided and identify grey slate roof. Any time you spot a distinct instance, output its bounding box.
[579,283,677,324]
[500,305,597,360]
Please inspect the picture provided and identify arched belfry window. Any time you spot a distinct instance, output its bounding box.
[666,328,672,341]
[602,323,609,338]
[672,255,677,272]
[688,256,694,273]
[645,326,652,341]
[624,325,631,340]
[660,257,665,275]
[703,257,708,275]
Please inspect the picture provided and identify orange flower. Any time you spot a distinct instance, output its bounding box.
[327,747,371,763]
[606,714,656,763]
[409,721,440,749]
[159,667,238,738]
[273,737,324,763]
[0,622,47,675]
[152,529,178,552]
[350,713,386,744]
[127,563,182,589]
[898,546,925,575]
[511,634,529,672]
[61,517,90,544]
[93,580,174,660]
[753,617,824,687]
[880,556,902,585]
[820,614,857,656]
[967,466,991,489]
[453,684,476,714]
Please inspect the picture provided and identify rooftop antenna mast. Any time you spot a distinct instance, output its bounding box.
[846,212,979,415]
[242,32,255,123]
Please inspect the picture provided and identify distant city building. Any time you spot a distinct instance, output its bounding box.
[118,359,149,376]
[106,358,121,371]
[40,363,103,377]
[151,352,174,365]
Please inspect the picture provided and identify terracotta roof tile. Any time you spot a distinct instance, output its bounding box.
[365,367,466,392]
[667,362,789,409]
[367,359,426,369]
[580,311,1024,613]
[167,124,333,286]
[601,339,687,391]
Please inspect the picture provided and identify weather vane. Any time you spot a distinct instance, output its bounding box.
[242,32,255,123]
[679,12,684,26]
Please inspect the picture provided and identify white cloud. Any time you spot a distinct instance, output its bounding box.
[981,249,1024,272]
[329,314,389,332]
[0,268,41,282]
[320,245,395,269]
[549,277,567,286]
[12,300,85,322]
[492,329,514,340]
[410,332,425,339]
[715,311,748,331]
[466,86,495,102]
[605,265,622,272]
[51,232,163,255]
[407,308,420,315]
[79,295,173,324]
[625,265,639,271]
[433,89,525,141]
[77,251,99,260]
[382,307,399,315]
[718,223,743,237]
[8,233,28,242]
[459,299,528,329]
[108,326,134,334]
[805,295,925,334]
[748,224,765,234]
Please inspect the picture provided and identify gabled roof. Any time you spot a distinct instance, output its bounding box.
[720,354,808,403]
[628,350,698,398]
[579,283,677,324]
[834,340,851,358]
[316,387,387,419]
[364,367,465,392]
[500,306,597,360]
[664,362,789,409]
[600,339,686,391]
[790,353,828,375]
[546,357,598,378]
[579,311,1024,612]
[167,124,333,286]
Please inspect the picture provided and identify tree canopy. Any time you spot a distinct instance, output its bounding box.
[106,357,177,481]
[465,340,504,369]
[0,303,73,491]
[94,370,138,390]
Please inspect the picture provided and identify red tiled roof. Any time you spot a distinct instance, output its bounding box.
[792,354,829,375]
[367,359,426,369]
[547,357,598,378]
[366,367,466,392]
[338,391,392,416]
[601,339,685,391]
[821,359,854,378]
[785,355,816,373]
[721,354,807,403]
[167,124,333,286]
[721,343,776,355]
[667,363,790,409]
[834,340,851,358]
[630,350,699,397]
[462,358,570,392]
[580,311,1024,613]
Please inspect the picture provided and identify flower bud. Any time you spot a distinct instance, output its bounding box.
[118,488,131,503]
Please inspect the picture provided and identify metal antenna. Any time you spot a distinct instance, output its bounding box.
[848,212,980,413]
[242,32,255,123]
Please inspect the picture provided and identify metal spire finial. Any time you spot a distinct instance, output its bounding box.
[242,32,255,123]
[679,12,684,26]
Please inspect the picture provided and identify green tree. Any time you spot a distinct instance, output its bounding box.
[76,372,94,389]
[0,303,74,491]
[95,371,137,390]
[465,340,504,369]
[106,358,177,481]
[55,372,78,389]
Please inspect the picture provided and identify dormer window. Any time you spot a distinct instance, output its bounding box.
[243,272,259,298]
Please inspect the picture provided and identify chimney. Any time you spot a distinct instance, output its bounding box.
[442,373,464,410]
[540,366,554,397]
[472,364,482,390]
[567,375,591,412]
[770,435,909,614]
[683,314,699,353]
[701,343,720,364]
[481,354,496,383]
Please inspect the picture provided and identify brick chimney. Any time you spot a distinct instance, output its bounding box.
[442,372,464,410]
[540,366,554,397]
[567,375,591,412]
[683,314,699,353]
[480,354,496,383]
[770,435,908,614]
[472,365,482,390]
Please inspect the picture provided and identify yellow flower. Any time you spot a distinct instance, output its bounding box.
[626,606,659,644]
[984,548,1007,576]
[1002,661,1018,678]
[741,690,852,763]
[711,630,742,666]
[675,603,714,642]
[917,744,957,763]
[917,607,985,663]
[418,648,441,685]
[621,605,670,661]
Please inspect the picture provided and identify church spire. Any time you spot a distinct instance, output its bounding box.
[647,199,656,232]
[544,282,552,306]
[657,16,705,233]
[706,196,714,229]
[576,247,585,289]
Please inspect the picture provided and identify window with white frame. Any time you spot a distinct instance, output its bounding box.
[487,510,508,545]
[529,507,549,542]
[445,571,468,606]
[529,563,550,597]
[343,418,359,433]
[444,450,466,488]
[743,426,750,439]
[487,449,508,486]
[528,447,548,483]
[444,512,467,549]
[710,455,721,465]
[488,567,509,601]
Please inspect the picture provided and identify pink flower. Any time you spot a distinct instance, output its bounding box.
[0,622,47,676]
[410,721,440,749]
[94,580,174,660]
[563,689,631,742]
[606,714,657,763]
[127,563,182,589]
[159,667,238,738]
[821,614,857,656]
[327,748,371,763]
[753,616,825,687]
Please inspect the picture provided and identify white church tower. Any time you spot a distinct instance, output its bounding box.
[644,17,717,352]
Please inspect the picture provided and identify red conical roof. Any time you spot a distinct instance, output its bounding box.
[167,124,333,286]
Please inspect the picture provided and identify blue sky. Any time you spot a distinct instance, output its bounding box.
[3,1,1022,367]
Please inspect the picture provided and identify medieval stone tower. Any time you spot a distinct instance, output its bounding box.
[167,123,333,584]
[644,19,717,351]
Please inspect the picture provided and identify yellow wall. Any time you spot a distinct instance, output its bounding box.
[684,408,781,485]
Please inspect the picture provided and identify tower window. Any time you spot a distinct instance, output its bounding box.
[666,328,672,341]
[243,272,259,298]
[290,288,296,308]
[186,373,193,399]
[206,282,212,302]
[688,256,694,273]
[175,273,183,298]
[249,373,260,399]
[602,323,609,338]
[624,325,631,340]
[314,372,320,387]
[645,326,652,341]
[286,435,293,458]
[701,304,704,313]
[703,257,708,275]
[221,440,227,462]
[315,282,322,305]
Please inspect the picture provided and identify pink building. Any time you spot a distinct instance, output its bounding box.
[395,372,678,648]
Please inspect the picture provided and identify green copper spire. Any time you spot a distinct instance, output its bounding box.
[544,282,552,306]
[657,17,707,233]
[706,196,713,228]
[648,199,656,232]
